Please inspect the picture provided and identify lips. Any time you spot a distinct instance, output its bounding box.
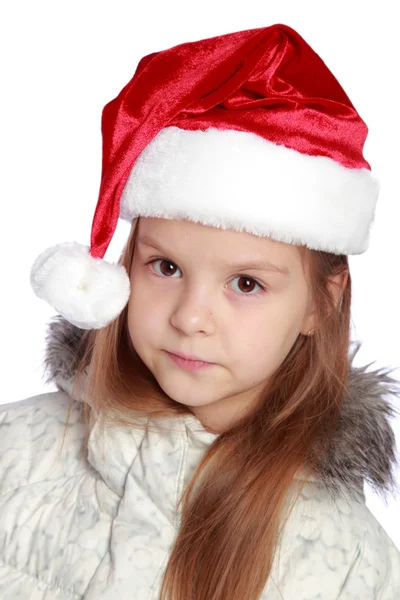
[168,350,211,363]
[165,351,215,372]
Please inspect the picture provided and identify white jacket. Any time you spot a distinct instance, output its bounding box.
[1,316,400,599]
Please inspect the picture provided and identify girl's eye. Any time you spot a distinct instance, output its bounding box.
[148,258,181,278]
[231,276,264,295]
[145,258,266,295]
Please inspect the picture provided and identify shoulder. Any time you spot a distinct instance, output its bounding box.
[343,499,400,599]
[0,391,87,497]
[268,481,400,599]
[0,389,81,424]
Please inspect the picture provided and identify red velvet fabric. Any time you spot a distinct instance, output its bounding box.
[91,23,371,259]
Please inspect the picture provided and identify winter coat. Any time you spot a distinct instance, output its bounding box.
[1,316,400,599]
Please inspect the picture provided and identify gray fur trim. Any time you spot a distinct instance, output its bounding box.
[43,315,87,387]
[42,315,400,501]
[321,347,399,501]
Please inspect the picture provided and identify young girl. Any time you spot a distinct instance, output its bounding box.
[1,23,399,600]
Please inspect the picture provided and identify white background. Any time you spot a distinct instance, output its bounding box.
[1,2,399,547]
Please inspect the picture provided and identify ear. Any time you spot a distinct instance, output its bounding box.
[300,268,349,335]
[326,268,349,312]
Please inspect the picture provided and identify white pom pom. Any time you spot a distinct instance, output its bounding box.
[30,242,131,329]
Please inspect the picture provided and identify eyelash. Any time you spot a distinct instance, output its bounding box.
[143,257,267,296]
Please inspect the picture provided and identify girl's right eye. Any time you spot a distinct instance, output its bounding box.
[146,258,181,277]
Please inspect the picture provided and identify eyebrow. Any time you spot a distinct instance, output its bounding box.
[136,234,290,276]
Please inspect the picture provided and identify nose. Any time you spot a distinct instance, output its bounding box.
[170,288,217,336]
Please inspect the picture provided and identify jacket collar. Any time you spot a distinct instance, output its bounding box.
[43,315,400,501]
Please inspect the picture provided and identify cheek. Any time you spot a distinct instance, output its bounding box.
[233,335,288,387]
[127,279,166,346]
[229,304,302,374]
[237,334,278,374]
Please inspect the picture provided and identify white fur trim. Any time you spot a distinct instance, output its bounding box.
[30,242,131,329]
[120,126,379,255]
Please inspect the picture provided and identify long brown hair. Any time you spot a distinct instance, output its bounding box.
[63,216,351,600]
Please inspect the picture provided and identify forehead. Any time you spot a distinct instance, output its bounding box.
[136,217,304,273]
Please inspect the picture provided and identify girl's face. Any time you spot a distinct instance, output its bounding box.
[127,217,316,433]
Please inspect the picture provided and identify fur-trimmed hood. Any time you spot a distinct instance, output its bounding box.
[43,315,400,501]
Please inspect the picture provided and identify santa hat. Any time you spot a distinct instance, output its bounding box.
[30,23,379,330]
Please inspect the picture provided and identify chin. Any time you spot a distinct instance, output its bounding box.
[155,376,217,407]
[162,387,215,408]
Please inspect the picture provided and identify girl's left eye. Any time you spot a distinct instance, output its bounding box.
[145,258,266,296]
[231,276,265,295]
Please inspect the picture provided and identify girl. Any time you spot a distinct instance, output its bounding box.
[1,23,399,600]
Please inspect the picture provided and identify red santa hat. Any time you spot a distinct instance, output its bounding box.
[30,23,379,330]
